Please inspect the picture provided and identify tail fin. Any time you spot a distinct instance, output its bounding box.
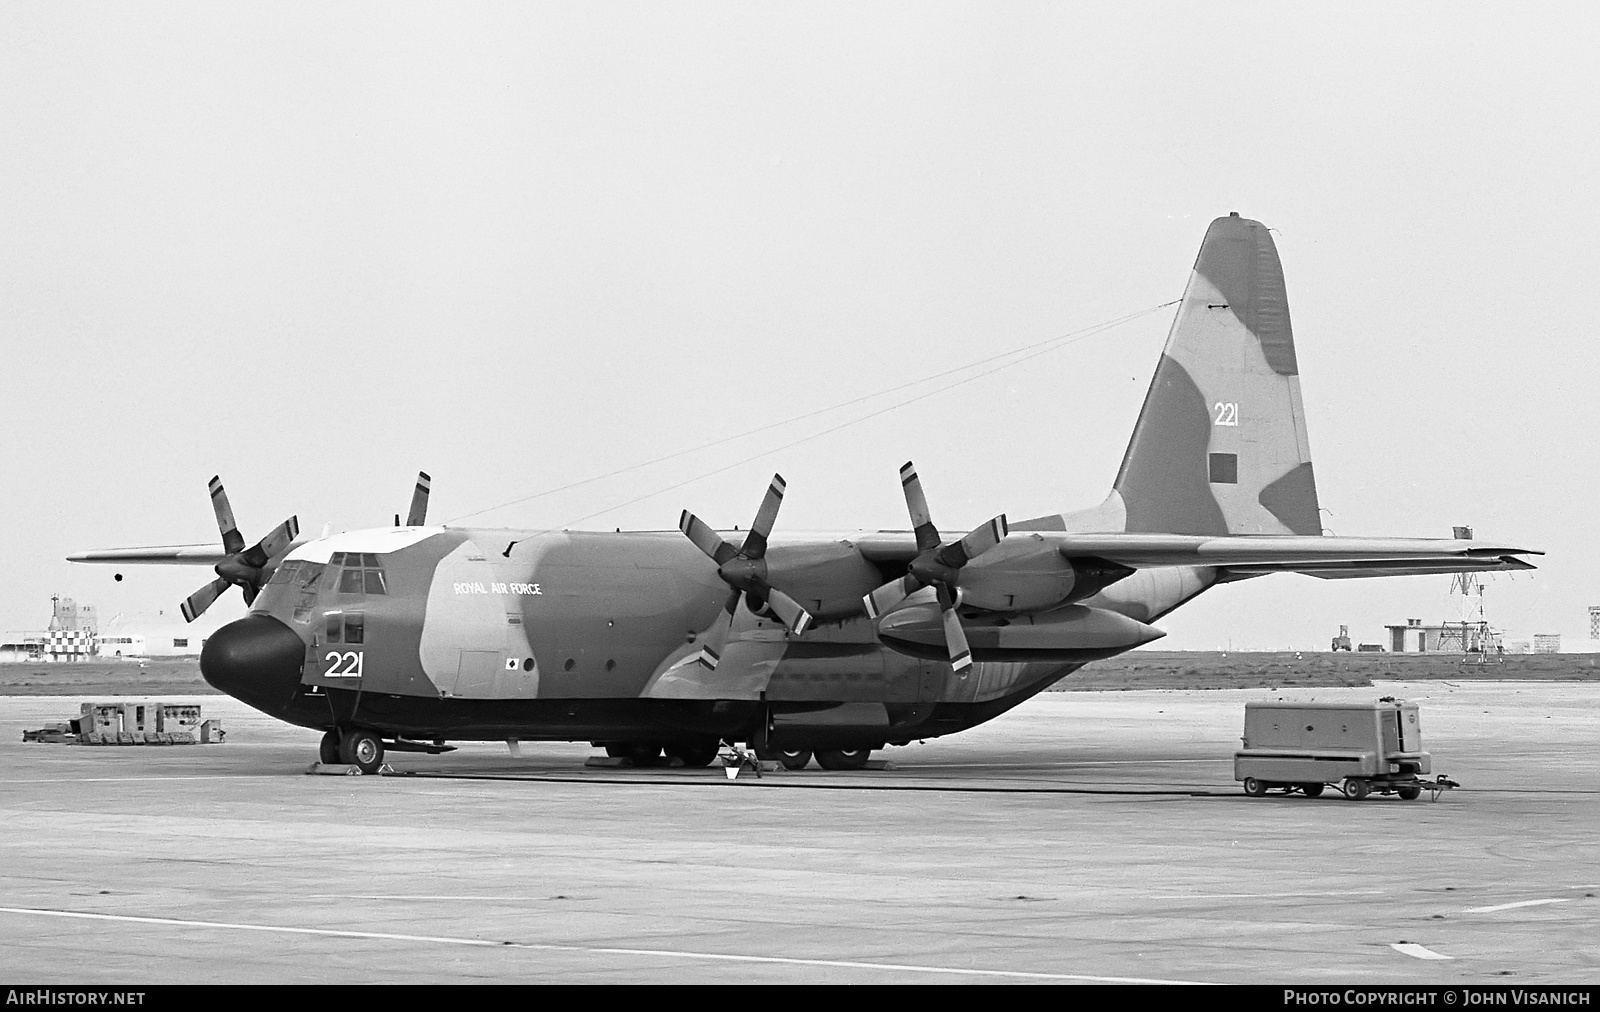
[1112,212,1321,536]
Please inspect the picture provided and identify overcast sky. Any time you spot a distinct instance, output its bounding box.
[3,3,1596,649]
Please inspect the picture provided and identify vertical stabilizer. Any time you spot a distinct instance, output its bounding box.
[1112,213,1321,536]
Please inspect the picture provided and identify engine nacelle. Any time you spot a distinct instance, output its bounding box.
[954,536,1134,613]
[875,600,1164,662]
[762,541,886,621]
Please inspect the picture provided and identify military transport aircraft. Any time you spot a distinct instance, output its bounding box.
[69,214,1539,774]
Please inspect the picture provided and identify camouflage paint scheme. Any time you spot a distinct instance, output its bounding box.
[72,215,1540,760]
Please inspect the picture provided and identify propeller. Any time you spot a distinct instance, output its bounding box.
[861,461,1008,674]
[180,476,300,623]
[679,474,814,670]
[405,471,430,527]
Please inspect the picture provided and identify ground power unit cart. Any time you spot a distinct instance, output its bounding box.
[1234,699,1454,800]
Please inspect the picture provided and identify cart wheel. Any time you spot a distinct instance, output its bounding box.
[1243,777,1266,797]
[1343,778,1370,800]
[1397,785,1421,801]
[1301,783,1325,798]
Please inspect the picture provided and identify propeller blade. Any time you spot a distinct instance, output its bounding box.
[938,514,1010,569]
[939,588,973,674]
[862,575,921,620]
[240,517,301,569]
[208,476,245,556]
[695,590,741,670]
[406,471,431,527]
[740,474,785,560]
[181,577,231,624]
[759,586,814,637]
[898,461,941,552]
[679,511,738,566]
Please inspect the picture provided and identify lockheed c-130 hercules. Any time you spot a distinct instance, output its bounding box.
[70,213,1539,774]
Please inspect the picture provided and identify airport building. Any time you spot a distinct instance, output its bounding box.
[0,594,224,662]
[0,595,99,663]
[1383,618,1500,653]
[95,612,209,658]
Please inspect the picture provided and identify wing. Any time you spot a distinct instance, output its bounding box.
[849,531,1538,577]
[67,545,232,566]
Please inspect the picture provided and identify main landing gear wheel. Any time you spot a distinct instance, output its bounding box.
[665,744,719,768]
[318,729,340,765]
[339,728,385,775]
[1301,783,1325,798]
[605,743,663,766]
[756,746,813,770]
[815,748,871,771]
[777,749,812,771]
[1243,777,1267,797]
[1343,778,1370,801]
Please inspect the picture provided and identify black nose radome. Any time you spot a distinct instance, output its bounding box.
[201,615,305,711]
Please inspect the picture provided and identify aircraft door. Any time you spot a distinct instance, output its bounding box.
[451,650,501,696]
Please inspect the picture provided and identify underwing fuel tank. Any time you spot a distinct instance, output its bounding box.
[875,602,1164,662]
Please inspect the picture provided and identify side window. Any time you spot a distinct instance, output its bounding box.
[298,563,327,590]
[325,612,342,644]
[268,561,301,586]
[344,613,364,644]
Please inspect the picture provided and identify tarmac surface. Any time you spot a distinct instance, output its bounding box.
[2,681,1596,985]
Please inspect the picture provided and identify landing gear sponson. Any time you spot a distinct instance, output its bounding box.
[596,742,874,770]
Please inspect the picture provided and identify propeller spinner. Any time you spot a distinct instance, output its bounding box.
[179,477,300,623]
[679,474,814,670]
[861,461,1008,674]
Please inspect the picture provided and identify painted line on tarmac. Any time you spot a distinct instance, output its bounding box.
[396,771,1229,796]
[911,758,1221,769]
[1391,943,1453,960]
[0,906,1211,984]
[7,775,285,784]
[1463,898,1571,913]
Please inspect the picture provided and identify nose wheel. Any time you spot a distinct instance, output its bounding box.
[338,728,386,774]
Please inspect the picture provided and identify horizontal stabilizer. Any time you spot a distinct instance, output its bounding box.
[1287,557,1539,580]
[1049,533,1540,571]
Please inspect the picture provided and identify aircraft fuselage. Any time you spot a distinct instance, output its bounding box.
[206,525,1154,753]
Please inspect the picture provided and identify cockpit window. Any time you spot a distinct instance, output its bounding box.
[269,560,327,590]
[332,553,387,595]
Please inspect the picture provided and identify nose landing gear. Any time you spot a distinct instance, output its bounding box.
[315,727,387,774]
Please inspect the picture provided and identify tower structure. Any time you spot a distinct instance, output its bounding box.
[1437,526,1500,656]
